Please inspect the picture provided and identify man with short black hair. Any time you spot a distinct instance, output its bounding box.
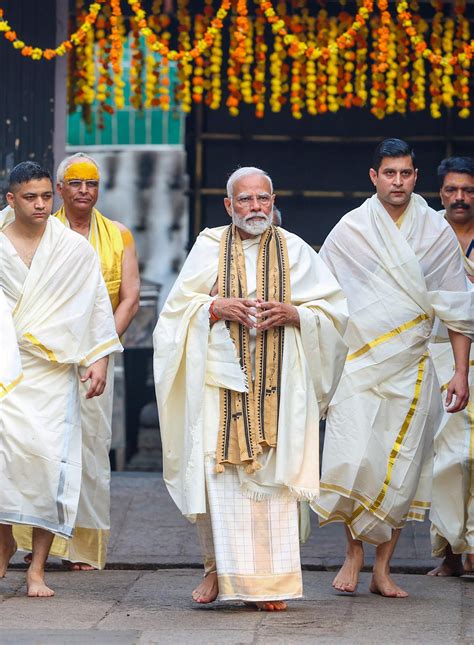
[16,152,140,573]
[0,162,121,596]
[428,156,474,577]
[315,139,473,597]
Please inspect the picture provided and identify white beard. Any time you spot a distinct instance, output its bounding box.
[232,209,272,236]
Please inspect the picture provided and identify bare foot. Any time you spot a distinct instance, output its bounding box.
[244,600,287,611]
[464,554,474,574]
[192,571,218,603]
[26,570,55,597]
[63,560,96,571]
[370,570,408,598]
[427,555,464,577]
[332,544,364,593]
[0,538,17,577]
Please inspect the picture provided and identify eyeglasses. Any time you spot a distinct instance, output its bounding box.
[234,193,273,208]
[65,180,99,190]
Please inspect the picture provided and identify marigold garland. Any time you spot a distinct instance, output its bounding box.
[2,0,474,121]
[0,0,104,59]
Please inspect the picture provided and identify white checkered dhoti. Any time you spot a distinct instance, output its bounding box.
[196,456,303,602]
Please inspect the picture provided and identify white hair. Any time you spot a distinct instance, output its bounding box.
[56,152,101,183]
[226,167,273,199]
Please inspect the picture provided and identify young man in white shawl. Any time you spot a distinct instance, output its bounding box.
[17,152,140,573]
[154,167,348,610]
[0,162,121,596]
[428,156,474,578]
[315,139,473,598]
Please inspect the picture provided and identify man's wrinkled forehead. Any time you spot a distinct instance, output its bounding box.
[232,173,272,196]
[442,171,474,189]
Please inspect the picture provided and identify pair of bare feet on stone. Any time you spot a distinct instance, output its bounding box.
[192,571,287,611]
[332,526,408,598]
[427,546,474,577]
[0,524,55,597]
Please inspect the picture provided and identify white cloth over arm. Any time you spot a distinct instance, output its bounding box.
[154,226,348,519]
[0,287,22,398]
[0,214,122,538]
[315,194,473,544]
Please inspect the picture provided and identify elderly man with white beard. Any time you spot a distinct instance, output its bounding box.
[153,167,349,610]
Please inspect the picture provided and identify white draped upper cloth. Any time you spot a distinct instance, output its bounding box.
[153,225,348,519]
[0,210,122,538]
[430,222,474,557]
[0,287,22,398]
[315,194,473,545]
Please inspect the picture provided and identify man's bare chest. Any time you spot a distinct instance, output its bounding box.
[4,233,40,268]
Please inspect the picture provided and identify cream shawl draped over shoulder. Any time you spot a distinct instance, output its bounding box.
[429,216,474,558]
[0,209,122,538]
[315,194,473,545]
[0,287,22,398]
[153,225,348,519]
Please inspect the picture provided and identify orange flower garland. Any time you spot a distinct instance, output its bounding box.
[0,1,104,59]
[3,0,474,121]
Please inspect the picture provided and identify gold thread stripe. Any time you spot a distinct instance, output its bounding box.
[368,354,427,514]
[83,338,120,364]
[316,510,382,545]
[410,500,430,508]
[347,314,430,361]
[0,372,24,399]
[23,333,57,362]
[318,482,399,526]
[406,511,426,521]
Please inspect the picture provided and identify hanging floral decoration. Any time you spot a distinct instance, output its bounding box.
[1,0,473,120]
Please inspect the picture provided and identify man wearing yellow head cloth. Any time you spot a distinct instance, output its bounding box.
[16,153,139,571]
[154,167,348,609]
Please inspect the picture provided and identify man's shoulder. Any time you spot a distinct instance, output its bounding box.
[194,225,229,246]
[414,194,451,233]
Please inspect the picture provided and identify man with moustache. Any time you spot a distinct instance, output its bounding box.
[428,156,474,577]
[0,162,121,596]
[154,167,348,609]
[314,139,473,598]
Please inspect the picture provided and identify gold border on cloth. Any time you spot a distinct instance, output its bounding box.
[217,572,302,601]
[13,525,110,570]
[23,333,57,362]
[347,314,430,361]
[318,354,428,533]
[84,338,120,364]
[0,372,23,399]
[367,354,427,513]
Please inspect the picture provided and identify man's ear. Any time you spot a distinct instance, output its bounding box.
[224,197,232,217]
[439,189,445,208]
[6,191,14,208]
[414,168,418,185]
[369,168,377,187]
[56,182,63,198]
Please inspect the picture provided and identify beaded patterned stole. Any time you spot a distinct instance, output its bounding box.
[215,224,291,473]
